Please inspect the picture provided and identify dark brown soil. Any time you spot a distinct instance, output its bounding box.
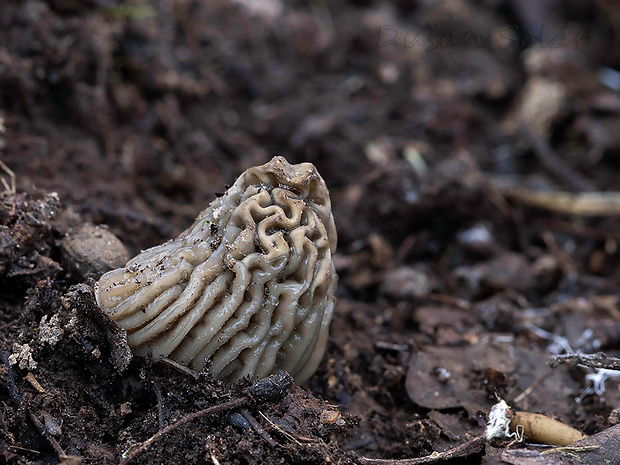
[2,0,620,464]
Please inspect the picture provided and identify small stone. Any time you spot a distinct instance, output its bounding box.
[479,252,534,293]
[380,266,431,299]
[456,223,495,256]
[503,77,566,136]
[41,411,62,436]
[228,412,250,429]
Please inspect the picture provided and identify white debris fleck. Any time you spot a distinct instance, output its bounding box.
[8,343,38,370]
[457,224,492,247]
[436,367,451,382]
[486,400,521,443]
[524,322,573,354]
[66,314,79,331]
[38,314,65,346]
[41,411,62,436]
[231,0,282,20]
[119,402,132,416]
[577,368,620,402]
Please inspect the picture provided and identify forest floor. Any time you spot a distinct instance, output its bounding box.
[2,0,620,464]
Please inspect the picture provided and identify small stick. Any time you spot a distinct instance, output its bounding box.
[26,411,67,457]
[513,203,530,254]
[500,188,620,217]
[533,218,620,241]
[240,408,277,447]
[550,353,620,371]
[159,356,199,379]
[512,371,547,405]
[0,160,15,191]
[0,352,67,458]
[540,444,600,455]
[0,318,20,331]
[25,372,46,394]
[258,412,304,446]
[8,444,41,455]
[520,126,595,192]
[147,373,165,430]
[119,396,249,465]
[0,160,16,215]
[425,294,471,310]
[375,341,410,352]
[356,435,485,465]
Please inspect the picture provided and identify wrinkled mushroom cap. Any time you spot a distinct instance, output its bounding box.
[95,156,337,384]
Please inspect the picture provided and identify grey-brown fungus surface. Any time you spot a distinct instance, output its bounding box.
[95,157,337,384]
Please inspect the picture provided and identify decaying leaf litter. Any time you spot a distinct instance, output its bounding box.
[2,0,620,463]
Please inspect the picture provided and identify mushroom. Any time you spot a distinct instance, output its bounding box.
[95,156,337,384]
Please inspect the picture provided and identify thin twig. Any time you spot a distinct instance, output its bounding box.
[0,160,15,193]
[26,410,67,457]
[147,373,165,430]
[356,435,485,465]
[258,411,304,446]
[0,159,16,215]
[541,445,600,455]
[425,294,471,310]
[25,372,46,394]
[499,188,620,216]
[520,126,595,192]
[119,396,249,465]
[159,356,199,379]
[533,218,620,241]
[241,408,277,447]
[8,444,41,455]
[0,351,67,458]
[550,353,620,371]
[513,203,530,254]
[512,370,548,405]
[0,318,20,331]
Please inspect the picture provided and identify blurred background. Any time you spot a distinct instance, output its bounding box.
[2,0,619,257]
[3,0,620,460]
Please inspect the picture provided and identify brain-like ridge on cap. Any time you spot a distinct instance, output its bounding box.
[95,156,337,384]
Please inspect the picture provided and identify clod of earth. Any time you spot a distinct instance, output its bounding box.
[61,223,130,279]
[95,156,337,384]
